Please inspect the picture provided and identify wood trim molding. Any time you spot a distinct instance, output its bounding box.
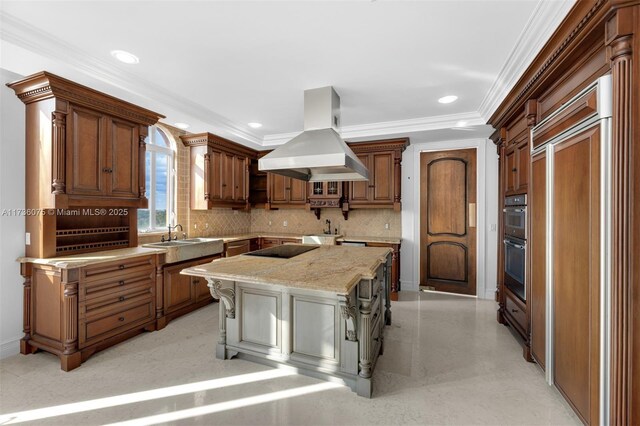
[180,132,258,158]
[488,0,609,128]
[6,71,165,125]
[347,138,410,153]
[605,6,635,425]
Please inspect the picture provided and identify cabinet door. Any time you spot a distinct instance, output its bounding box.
[530,151,546,368]
[289,178,307,203]
[269,174,288,204]
[107,118,139,198]
[233,156,247,201]
[516,140,529,193]
[372,152,393,203]
[207,151,223,202]
[163,263,195,314]
[67,105,106,196]
[349,154,371,203]
[221,153,234,201]
[504,148,517,194]
[193,276,212,303]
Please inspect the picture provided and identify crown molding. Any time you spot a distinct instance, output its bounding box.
[262,112,485,146]
[0,11,263,146]
[477,0,575,122]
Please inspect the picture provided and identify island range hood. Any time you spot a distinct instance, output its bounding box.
[258,86,369,182]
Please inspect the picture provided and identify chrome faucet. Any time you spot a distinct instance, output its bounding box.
[164,224,184,242]
[324,219,331,235]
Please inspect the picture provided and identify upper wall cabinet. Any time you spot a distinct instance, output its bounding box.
[503,115,529,196]
[266,173,308,208]
[181,132,256,210]
[345,139,408,212]
[7,71,164,210]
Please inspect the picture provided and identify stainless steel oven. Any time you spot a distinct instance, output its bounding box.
[504,195,527,240]
[504,236,526,301]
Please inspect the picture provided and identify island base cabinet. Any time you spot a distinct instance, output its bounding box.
[205,259,389,397]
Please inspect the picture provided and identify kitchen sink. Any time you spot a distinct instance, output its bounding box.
[143,238,223,263]
[301,234,342,245]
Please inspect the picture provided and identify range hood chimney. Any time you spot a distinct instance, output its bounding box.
[258,87,369,182]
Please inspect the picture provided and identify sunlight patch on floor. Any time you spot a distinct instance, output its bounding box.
[0,369,294,424]
[105,382,344,426]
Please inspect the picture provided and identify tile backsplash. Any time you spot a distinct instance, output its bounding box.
[251,208,401,238]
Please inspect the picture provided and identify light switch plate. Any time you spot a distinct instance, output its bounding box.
[25,232,31,245]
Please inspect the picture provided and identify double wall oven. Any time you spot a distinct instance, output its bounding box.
[503,195,526,301]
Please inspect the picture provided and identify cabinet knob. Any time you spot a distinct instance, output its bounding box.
[119,265,125,270]
[222,184,227,187]
[511,308,518,313]
[118,317,125,322]
[235,186,239,189]
[192,278,199,285]
[512,168,517,172]
[103,167,113,173]
[119,280,125,286]
[119,296,125,302]
[368,185,375,188]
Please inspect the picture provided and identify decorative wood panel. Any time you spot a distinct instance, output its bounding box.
[67,105,104,196]
[293,298,337,360]
[350,154,370,202]
[108,118,138,198]
[426,157,467,237]
[241,290,279,348]
[552,126,600,425]
[426,242,467,283]
[530,152,546,369]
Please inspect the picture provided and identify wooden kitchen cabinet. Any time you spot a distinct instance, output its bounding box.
[161,255,221,325]
[344,139,408,212]
[7,72,164,258]
[181,133,257,210]
[503,115,529,196]
[267,173,308,208]
[224,240,251,257]
[20,254,159,371]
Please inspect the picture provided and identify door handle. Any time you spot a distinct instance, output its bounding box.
[469,203,476,228]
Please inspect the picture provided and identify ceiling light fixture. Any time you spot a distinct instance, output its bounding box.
[438,95,458,104]
[174,122,190,129]
[248,122,263,129]
[110,50,139,64]
[455,121,468,127]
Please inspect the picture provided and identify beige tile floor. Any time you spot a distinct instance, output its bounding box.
[0,291,579,425]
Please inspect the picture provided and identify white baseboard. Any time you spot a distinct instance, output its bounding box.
[1,338,20,359]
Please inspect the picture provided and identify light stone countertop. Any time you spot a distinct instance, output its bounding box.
[181,245,391,295]
[17,246,167,269]
[337,236,401,245]
[216,233,400,245]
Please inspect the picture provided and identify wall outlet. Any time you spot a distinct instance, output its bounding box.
[490,223,497,232]
[268,220,272,226]
[205,223,209,229]
[283,220,288,227]
[25,232,30,245]
[384,223,390,230]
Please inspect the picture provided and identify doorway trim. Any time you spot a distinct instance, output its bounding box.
[412,138,491,299]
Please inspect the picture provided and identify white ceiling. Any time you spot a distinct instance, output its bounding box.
[0,1,574,148]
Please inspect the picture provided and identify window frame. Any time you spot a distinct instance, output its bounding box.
[140,126,176,232]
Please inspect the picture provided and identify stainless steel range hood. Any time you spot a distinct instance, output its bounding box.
[258,87,369,182]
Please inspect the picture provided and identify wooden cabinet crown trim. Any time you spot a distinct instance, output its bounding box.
[346,138,409,153]
[6,71,164,125]
[180,132,258,158]
[488,0,608,128]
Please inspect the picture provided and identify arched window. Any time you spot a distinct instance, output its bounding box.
[138,126,175,231]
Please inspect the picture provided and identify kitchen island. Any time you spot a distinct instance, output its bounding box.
[181,244,392,397]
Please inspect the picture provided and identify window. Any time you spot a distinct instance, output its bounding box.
[138,126,175,231]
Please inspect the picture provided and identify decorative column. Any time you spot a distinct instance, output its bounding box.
[339,296,358,342]
[138,131,147,200]
[51,111,66,195]
[19,263,35,354]
[605,8,635,425]
[393,150,402,211]
[203,153,211,201]
[60,269,81,371]
[358,299,372,378]
[207,279,236,360]
[494,127,507,324]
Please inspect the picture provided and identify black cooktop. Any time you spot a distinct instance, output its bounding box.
[245,245,318,259]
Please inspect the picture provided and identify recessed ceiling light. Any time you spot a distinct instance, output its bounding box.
[174,122,190,129]
[455,121,468,127]
[248,122,263,129]
[438,95,458,104]
[110,50,139,64]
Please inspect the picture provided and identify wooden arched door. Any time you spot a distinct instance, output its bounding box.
[420,149,477,295]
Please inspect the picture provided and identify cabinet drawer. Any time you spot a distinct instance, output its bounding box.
[82,280,154,315]
[261,238,280,247]
[280,238,300,245]
[505,292,527,333]
[226,240,250,257]
[81,268,155,302]
[80,300,154,346]
[81,256,155,283]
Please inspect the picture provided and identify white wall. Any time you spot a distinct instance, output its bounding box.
[400,138,499,299]
[0,68,26,358]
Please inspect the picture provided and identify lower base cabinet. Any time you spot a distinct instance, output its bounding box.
[157,255,221,329]
[21,255,159,371]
